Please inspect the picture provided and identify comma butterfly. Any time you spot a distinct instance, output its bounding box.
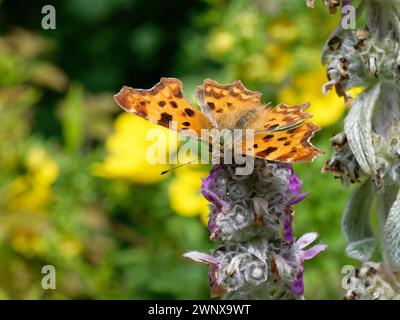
[114,78,322,163]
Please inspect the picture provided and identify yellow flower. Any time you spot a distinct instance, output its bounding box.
[242,54,270,82]
[6,147,59,213]
[242,45,291,83]
[59,235,82,258]
[168,167,209,225]
[26,147,59,187]
[278,65,346,127]
[237,12,258,39]
[268,19,299,43]
[10,227,46,256]
[92,113,178,184]
[264,44,291,83]
[207,30,236,57]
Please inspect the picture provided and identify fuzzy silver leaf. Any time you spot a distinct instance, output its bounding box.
[342,180,376,261]
[383,188,400,271]
[344,84,381,176]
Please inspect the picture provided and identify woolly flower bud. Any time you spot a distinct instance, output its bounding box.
[323,31,400,98]
[186,159,325,299]
[323,132,363,185]
[344,262,400,300]
[184,233,326,299]
[201,160,305,242]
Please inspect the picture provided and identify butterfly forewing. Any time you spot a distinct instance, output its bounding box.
[114,78,213,138]
[195,79,262,129]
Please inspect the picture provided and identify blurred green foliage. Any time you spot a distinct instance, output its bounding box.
[0,0,356,299]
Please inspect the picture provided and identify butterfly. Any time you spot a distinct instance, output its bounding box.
[114,78,322,163]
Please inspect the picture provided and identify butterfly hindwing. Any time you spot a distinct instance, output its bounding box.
[114,78,213,137]
[248,103,313,133]
[242,122,322,162]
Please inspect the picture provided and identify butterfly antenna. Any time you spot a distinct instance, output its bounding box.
[160,159,198,175]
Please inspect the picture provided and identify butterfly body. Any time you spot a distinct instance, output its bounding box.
[114,78,323,163]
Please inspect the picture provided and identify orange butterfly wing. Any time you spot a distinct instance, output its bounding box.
[247,103,313,132]
[114,78,213,137]
[114,77,323,164]
[195,79,262,129]
[242,122,322,162]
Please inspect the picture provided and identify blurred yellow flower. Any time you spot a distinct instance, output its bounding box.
[26,147,59,187]
[10,227,46,256]
[237,12,258,39]
[59,235,83,258]
[207,30,236,57]
[242,54,270,82]
[168,167,209,225]
[268,19,299,43]
[264,44,291,82]
[278,65,346,127]
[242,45,291,83]
[6,147,59,213]
[92,113,177,184]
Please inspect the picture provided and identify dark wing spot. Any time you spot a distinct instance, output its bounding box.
[284,141,291,146]
[184,108,195,117]
[227,102,233,108]
[253,144,258,148]
[257,147,278,157]
[207,102,215,110]
[182,121,191,127]
[267,124,279,130]
[277,137,287,141]
[216,109,223,113]
[170,101,178,108]
[159,101,166,107]
[287,128,298,134]
[263,134,274,141]
[158,112,173,126]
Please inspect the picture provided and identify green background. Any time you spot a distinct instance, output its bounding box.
[0,0,358,299]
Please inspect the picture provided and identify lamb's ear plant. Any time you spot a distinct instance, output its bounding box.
[309,0,400,298]
[184,161,326,299]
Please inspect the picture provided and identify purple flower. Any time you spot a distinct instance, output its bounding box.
[283,165,308,244]
[183,251,225,297]
[208,210,221,240]
[188,160,326,299]
[201,165,228,239]
[287,165,308,206]
[283,209,295,245]
[201,165,226,212]
[291,233,327,295]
